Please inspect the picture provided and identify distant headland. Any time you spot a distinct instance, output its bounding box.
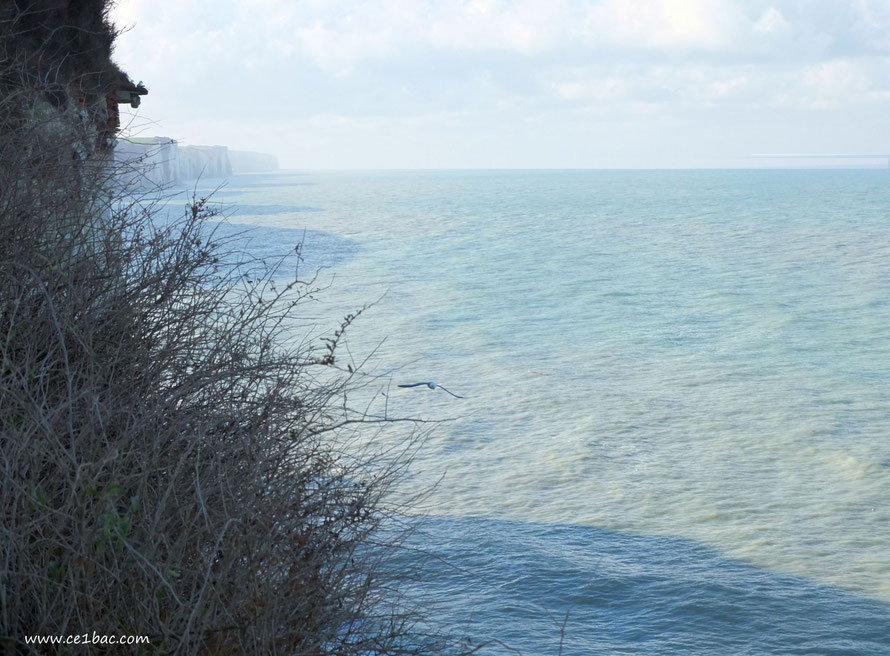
[115,136,278,187]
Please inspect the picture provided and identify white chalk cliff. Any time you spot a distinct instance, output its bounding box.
[114,137,277,188]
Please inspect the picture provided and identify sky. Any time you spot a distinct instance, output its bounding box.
[110,0,890,169]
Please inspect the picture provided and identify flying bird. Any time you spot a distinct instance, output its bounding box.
[398,382,464,398]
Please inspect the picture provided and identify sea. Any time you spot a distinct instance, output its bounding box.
[181,169,890,654]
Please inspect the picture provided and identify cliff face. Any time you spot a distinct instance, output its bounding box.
[115,138,278,187]
[115,138,233,187]
[3,3,274,189]
[1,0,146,156]
[180,145,233,179]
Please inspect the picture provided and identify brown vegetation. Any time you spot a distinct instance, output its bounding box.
[0,4,451,654]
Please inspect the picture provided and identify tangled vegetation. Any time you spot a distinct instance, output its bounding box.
[0,3,452,654]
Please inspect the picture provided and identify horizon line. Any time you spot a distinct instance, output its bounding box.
[751,154,889,158]
[269,165,890,172]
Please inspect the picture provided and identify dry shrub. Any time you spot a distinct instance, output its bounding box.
[0,43,447,656]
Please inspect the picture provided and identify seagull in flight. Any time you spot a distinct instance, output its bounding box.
[398,382,464,398]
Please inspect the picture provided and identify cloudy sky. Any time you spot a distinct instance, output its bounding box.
[110,0,890,168]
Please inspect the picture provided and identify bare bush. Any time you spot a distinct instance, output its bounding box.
[0,20,447,656]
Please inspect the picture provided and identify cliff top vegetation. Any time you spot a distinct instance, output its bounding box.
[0,3,457,653]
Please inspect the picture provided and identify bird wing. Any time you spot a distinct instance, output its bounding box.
[436,385,464,399]
[398,382,428,388]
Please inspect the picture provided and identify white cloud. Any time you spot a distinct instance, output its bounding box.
[553,78,627,101]
[754,7,791,35]
[113,0,890,73]
[581,0,745,51]
[109,0,890,167]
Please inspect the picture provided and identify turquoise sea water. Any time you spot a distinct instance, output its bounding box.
[195,170,890,653]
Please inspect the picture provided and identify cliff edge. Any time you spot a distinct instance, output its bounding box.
[115,138,279,187]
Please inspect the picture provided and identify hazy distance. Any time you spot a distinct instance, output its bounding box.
[111,0,890,169]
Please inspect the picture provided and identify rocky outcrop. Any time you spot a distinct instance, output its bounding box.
[1,0,147,156]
